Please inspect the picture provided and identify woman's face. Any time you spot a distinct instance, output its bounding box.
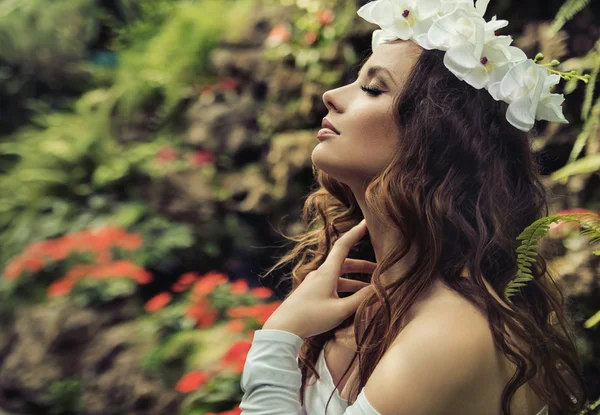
[312,40,422,189]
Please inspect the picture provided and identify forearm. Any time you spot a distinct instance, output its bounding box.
[239,329,306,415]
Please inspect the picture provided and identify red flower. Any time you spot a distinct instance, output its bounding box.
[229,279,249,295]
[185,299,219,328]
[206,407,241,415]
[91,260,153,284]
[175,371,210,393]
[219,339,252,374]
[42,238,74,262]
[226,319,246,332]
[266,24,291,46]
[227,301,281,325]
[62,264,95,281]
[172,272,201,292]
[249,286,273,299]
[3,226,145,281]
[548,208,600,237]
[145,292,172,312]
[317,9,335,26]
[47,279,76,297]
[219,77,240,91]
[3,256,45,281]
[156,146,178,164]
[191,271,229,298]
[3,259,24,281]
[302,31,318,46]
[171,283,185,292]
[186,150,214,166]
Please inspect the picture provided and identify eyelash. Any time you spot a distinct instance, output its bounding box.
[360,85,383,97]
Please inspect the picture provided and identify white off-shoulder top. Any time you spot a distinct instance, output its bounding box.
[239,329,549,415]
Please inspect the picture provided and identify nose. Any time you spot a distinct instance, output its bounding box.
[322,88,340,113]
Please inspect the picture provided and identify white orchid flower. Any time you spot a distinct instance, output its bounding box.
[356,0,569,132]
[357,0,441,49]
[486,41,528,99]
[452,35,528,89]
[499,59,567,131]
[485,15,509,39]
[428,7,486,51]
[537,74,569,124]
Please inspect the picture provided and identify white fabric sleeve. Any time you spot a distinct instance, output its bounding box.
[239,329,382,415]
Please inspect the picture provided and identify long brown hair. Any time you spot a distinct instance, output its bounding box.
[259,46,590,415]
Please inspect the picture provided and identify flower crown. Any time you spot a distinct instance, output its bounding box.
[356,0,585,132]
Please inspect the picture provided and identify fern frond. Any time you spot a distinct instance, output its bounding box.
[548,0,591,36]
[578,216,600,244]
[505,213,599,303]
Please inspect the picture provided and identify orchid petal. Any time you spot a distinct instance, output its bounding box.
[464,65,490,89]
[372,29,399,50]
[475,0,490,17]
[417,0,442,19]
[428,9,465,49]
[499,60,530,100]
[506,96,536,131]
[485,16,509,33]
[537,94,568,123]
[544,74,561,89]
[445,42,479,72]
[357,0,395,26]
[387,16,414,39]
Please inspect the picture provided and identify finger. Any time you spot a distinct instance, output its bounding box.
[322,220,368,274]
[337,277,370,292]
[340,258,377,275]
[337,284,374,316]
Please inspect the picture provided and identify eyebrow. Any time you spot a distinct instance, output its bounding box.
[358,64,398,86]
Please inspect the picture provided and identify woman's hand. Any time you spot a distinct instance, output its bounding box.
[262,219,376,339]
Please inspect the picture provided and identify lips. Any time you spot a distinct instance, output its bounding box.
[322,118,340,134]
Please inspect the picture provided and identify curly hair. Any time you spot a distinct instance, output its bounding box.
[259,46,590,415]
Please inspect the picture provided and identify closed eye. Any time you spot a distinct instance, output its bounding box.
[360,85,383,97]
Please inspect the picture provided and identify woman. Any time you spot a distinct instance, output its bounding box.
[239,1,590,414]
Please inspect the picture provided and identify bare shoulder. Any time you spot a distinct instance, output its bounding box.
[362,289,497,415]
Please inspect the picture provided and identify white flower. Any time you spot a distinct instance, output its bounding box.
[486,42,528,99]
[537,74,569,124]
[356,0,569,132]
[484,15,509,39]
[427,7,486,52]
[454,35,528,89]
[498,59,567,131]
[371,28,403,50]
[357,0,441,49]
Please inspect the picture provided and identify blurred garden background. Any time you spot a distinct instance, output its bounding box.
[0,0,599,414]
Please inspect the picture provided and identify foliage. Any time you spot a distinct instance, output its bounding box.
[0,0,100,133]
[547,0,592,36]
[263,0,356,85]
[135,270,276,414]
[505,212,600,304]
[0,222,194,310]
[0,0,97,70]
[46,378,82,415]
